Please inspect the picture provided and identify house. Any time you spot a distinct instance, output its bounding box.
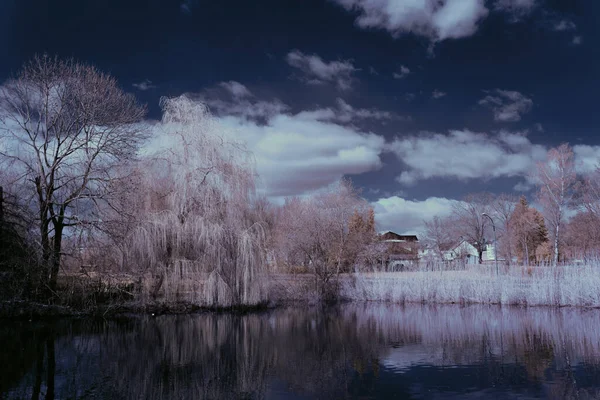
[378,231,419,270]
[443,240,479,264]
[442,240,497,264]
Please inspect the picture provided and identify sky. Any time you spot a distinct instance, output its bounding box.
[1,0,599,234]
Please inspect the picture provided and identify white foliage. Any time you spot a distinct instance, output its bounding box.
[125,96,267,307]
[344,265,600,307]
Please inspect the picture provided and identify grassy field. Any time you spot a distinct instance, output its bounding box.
[41,264,600,311]
[341,265,600,307]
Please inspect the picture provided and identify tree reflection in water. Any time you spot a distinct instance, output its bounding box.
[2,305,600,399]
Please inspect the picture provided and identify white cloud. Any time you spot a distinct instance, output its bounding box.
[372,195,460,234]
[389,129,547,185]
[285,50,358,90]
[573,145,600,174]
[393,65,411,79]
[479,89,533,122]
[513,181,534,192]
[222,113,385,198]
[572,36,583,45]
[219,81,252,98]
[205,97,289,120]
[331,0,489,41]
[534,122,544,132]
[553,19,576,31]
[191,91,388,198]
[432,89,447,99]
[296,98,410,123]
[132,80,156,91]
[493,0,537,20]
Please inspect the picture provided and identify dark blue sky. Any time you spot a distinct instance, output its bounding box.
[1,0,598,232]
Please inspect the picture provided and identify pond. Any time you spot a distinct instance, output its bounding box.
[2,304,600,399]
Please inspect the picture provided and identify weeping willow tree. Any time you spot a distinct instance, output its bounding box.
[124,96,267,307]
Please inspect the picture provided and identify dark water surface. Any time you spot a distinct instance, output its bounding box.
[2,304,600,399]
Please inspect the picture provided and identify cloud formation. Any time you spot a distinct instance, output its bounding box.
[389,129,547,185]
[432,89,447,99]
[285,50,357,90]
[219,81,252,98]
[393,65,411,79]
[372,195,460,234]
[331,0,548,42]
[196,88,388,199]
[494,0,537,20]
[296,98,410,123]
[553,19,576,31]
[331,0,489,41]
[132,80,156,91]
[479,89,533,122]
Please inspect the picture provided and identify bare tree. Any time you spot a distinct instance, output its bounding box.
[122,96,268,307]
[0,54,147,296]
[563,210,600,262]
[274,179,369,300]
[580,165,600,217]
[422,215,453,261]
[532,143,576,266]
[452,193,494,264]
[491,193,518,265]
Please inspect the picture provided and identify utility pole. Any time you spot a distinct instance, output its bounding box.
[482,213,498,276]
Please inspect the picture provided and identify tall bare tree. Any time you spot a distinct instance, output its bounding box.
[422,215,453,261]
[122,96,269,307]
[491,193,518,265]
[0,55,147,296]
[580,165,600,217]
[452,193,494,264]
[274,179,369,300]
[532,143,576,266]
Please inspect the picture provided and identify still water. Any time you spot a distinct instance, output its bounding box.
[2,304,600,399]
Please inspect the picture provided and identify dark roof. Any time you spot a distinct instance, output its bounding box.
[379,231,418,241]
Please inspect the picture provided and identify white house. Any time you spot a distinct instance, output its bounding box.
[438,240,497,264]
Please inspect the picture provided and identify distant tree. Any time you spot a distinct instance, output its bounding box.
[491,194,518,265]
[452,193,494,264]
[532,143,576,266]
[0,54,147,296]
[563,210,600,262]
[509,196,548,265]
[580,165,600,217]
[274,179,369,300]
[347,206,376,269]
[422,215,453,261]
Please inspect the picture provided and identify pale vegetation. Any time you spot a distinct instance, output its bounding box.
[2,55,600,311]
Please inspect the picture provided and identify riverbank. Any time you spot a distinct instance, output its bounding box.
[0,299,274,320]
[3,265,600,318]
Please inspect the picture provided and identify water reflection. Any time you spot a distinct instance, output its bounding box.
[2,305,600,399]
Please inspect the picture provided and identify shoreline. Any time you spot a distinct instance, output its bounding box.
[3,297,600,320]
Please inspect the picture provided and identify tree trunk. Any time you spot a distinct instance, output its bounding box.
[553,220,560,267]
[49,223,64,294]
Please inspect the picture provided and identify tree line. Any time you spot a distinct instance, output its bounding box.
[0,55,598,309]
[0,55,377,308]
[423,143,600,267]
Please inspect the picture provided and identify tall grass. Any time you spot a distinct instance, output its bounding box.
[343,264,600,307]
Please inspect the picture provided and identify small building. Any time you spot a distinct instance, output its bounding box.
[442,240,497,264]
[378,231,419,270]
